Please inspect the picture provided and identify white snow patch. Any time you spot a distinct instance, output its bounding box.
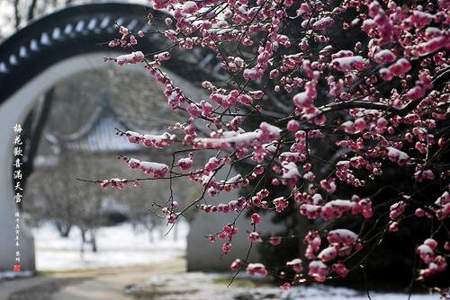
[286,285,439,300]
[129,272,440,300]
[0,271,33,280]
[32,222,188,271]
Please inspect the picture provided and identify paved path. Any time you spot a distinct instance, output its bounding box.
[0,277,55,300]
[0,258,184,300]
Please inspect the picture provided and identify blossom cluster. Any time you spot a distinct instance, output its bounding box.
[101,0,450,290]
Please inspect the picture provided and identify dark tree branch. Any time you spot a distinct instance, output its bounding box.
[27,0,38,21]
[13,0,21,29]
[319,66,450,116]
[320,101,395,114]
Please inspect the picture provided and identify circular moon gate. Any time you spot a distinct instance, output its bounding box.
[0,2,221,272]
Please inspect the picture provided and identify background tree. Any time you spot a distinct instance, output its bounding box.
[24,66,200,253]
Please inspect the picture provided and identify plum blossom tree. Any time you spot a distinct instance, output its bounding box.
[90,0,450,294]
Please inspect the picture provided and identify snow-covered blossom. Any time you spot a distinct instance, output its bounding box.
[246,263,268,277]
[123,131,175,148]
[308,260,329,282]
[177,154,193,170]
[286,258,303,273]
[417,239,447,278]
[386,147,410,166]
[273,197,289,213]
[331,56,369,72]
[248,231,262,243]
[230,259,242,272]
[250,213,262,225]
[126,158,169,178]
[318,246,338,262]
[327,229,358,246]
[389,201,406,220]
[116,51,145,65]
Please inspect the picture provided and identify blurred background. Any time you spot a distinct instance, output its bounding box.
[25,68,193,271]
[0,2,198,298]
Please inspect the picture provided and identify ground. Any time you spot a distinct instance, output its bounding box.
[0,223,444,300]
[2,259,184,300]
[1,258,443,300]
[32,222,187,271]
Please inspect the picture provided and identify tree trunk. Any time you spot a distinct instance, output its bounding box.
[90,230,97,253]
[13,0,21,29]
[80,228,86,259]
[149,230,154,243]
[55,222,72,237]
[27,0,38,21]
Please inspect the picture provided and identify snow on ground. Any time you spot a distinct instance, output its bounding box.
[32,222,188,271]
[0,271,33,280]
[285,286,439,300]
[129,272,441,300]
[31,223,440,299]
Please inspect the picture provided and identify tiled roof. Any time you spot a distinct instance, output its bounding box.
[46,101,150,154]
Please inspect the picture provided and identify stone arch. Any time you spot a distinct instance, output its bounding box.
[0,2,218,272]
